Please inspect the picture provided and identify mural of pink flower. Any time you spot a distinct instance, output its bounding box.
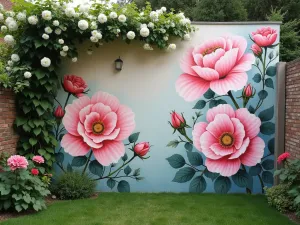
[176,35,255,101]
[63,75,88,97]
[251,27,277,47]
[192,104,265,177]
[61,91,135,166]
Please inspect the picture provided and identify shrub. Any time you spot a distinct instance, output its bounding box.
[0,154,51,212]
[51,172,96,200]
[265,184,295,213]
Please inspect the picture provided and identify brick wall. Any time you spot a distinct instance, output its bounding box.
[0,0,12,10]
[0,87,18,156]
[285,58,300,158]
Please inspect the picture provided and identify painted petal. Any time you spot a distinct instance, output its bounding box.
[206,114,234,139]
[88,128,120,143]
[230,36,247,61]
[240,137,265,166]
[192,122,208,151]
[235,108,261,139]
[115,105,135,141]
[193,54,204,67]
[231,54,255,73]
[206,104,235,122]
[202,48,225,69]
[231,118,245,149]
[210,143,234,156]
[93,141,125,166]
[180,48,198,76]
[193,37,226,56]
[77,123,103,148]
[205,158,241,177]
[91,102,112,119]
[192,66,219,81]
[84,112,100,133]
[175,73,210,102]
[102,112,118,135]
[228,137,250,159]
[91,91,120,112]
[215,48,238,78]
[210,71,248,95]
[63,96,90,136]
[200,131,223,160]
[79,104,92,124]
[61,134,90,156]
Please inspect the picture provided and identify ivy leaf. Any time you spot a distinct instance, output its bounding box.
[261,159,274,170]
[36,107,45,116]
[38,149,46,156]
[204,89,215,99]
[172,167,195,183]
[187,152,203,166]
[260,122,275,135]
[184,142,193,151]
[71,156,87,167]
[15,117,27,127]
[34,40,43,49]
[107,178,116,189]
[117,180,130,192]
[189,176,207,193]
[166,154,186,169]
[167,140,180,148]
[253,73,261,83]
[29,138,37,146]
[265,78,274,89]
[193,100,206,109]
[128,132,140,143]
[124,166,132,175]
[266,66,276,77]
[33,127,42,136]
[89,160,103,177]
[268,138,275,154]
[214,176,231,194]
[258,106,274,122]
[249,164,262,176]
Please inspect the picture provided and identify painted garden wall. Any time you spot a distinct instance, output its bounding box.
[55,23,280,194]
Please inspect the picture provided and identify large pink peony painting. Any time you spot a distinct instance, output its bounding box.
[167,27,278,194]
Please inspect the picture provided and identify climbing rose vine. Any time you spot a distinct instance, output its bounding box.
[0,0,193,170]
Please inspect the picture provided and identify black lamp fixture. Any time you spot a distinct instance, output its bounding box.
[114,56,123,71]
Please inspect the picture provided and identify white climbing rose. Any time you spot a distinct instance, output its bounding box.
[7,60,13,66]
[161,7,167,12]
[78,20,89,30]
[60,51,67,57]
[62,46,69,52]
[98,14,107,24]
[58,39,64,44]
[148,22,154,28]
[90,21,98,30]
[1,25,7,32]
[28,15,38,25]
[118,14,126,23]
[55,28,62,35]
[0,13,4,21]
[42,33,49,40]
[184,33,191,41]
[16,12,26,21]
[126,31,135,40]
[109,12,117,19]
[4,35,14,45]
[140,27,150,37]
[41,57,51,67]
[11,54,20,62]
[42,10,52,20]
[95,32,102,39]
[53,20,59,26]
[24,71,32,79]
[72,57,78,62]
[7,20,18,31]
[65,7,75,17]
[79,4,90,13]
[90,36,98,43]
[168,43,176,50]
[143,43,153,51]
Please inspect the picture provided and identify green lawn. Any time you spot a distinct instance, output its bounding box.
[0,193,296,225]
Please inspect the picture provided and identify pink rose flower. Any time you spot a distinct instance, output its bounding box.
[61,91,135,166]
[54,106,65,119]
[277,152,290,164]
[134,142,150,157]
[63,75,88,96]
[176,35,255,100]
[251,44,262,57]
[192,104,265,177]
[7,155,29,171]
[170,111,185,129]
[31,168,39,176]
[252,27,277,47]
[32,155,44,164]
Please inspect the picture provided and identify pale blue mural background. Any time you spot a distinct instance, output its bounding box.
[56,23,280,193]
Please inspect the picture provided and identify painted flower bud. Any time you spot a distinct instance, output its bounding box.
[171,111,185,129]
[251,44,262,57]
[243,84,255,98]
[134,142,150,157]
[54,106,64,118]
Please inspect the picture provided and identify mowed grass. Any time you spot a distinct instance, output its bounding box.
[0,193,296,225]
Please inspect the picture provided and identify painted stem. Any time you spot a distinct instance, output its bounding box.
[241,165,252,194]
[63,93,71,110]
[258,174,265,194]
[185,163,201,172]
[183,133,193,143]
[227,91,240,109]
[82,151,93,176]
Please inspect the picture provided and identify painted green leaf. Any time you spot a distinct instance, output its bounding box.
[187,152,203,166]
[232,169,253,188]
[216,99,227,106]
[89,160,103,177]
[107,178,116,189]
[266,66,276,77]
[167,140,180,148]
[67,164,73,172]
[172,167,196,183]
[193,100,206,109]
[71,156,87,167]
[166,154,186,169]
[261,159,274,170]
[184,142,193,151]
[249,164,262,176]
[268,138,275,154]
[204,169,219,181]
[262,171,274,184]
[248,105,255,114]
[214,176,231,194]
[204,89,215,99]
[258,106,274,122]
[124,166,132,175]
[133,168,141,176]
[253,73,261,83]
[260,122,275,135]
[117,180,130,192]
[121,153,128,161]
[128,132,140,143]
[258,90,268,100]
[265,78,274,89]
[209,100,218,108]
[189,176,207,193]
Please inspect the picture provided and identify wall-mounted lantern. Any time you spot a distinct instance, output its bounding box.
[114,56,123,71]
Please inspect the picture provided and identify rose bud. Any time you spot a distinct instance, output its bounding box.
[134,142,150,157]
[243,84,255,98]
[54,105,64,119]
[31,168,39,176]
[170,111,186,129]
[251,44,262,57]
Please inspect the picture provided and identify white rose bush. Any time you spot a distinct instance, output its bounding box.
[0,0,193,171]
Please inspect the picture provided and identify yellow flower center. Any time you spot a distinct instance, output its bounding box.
[202,46,222,57]
[92,122,104,134]
[220,133,234,147]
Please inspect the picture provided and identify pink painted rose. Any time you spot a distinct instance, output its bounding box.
[63,75,88,97]
[7,155,29,171]
[170,111,185,129]
[192,104,265,177]
[61,91,135,166]
[252,27,277,47]
[251,43,262,57]
[176,35,255,100]
[134,142,150,157]
[32,155,44,164]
